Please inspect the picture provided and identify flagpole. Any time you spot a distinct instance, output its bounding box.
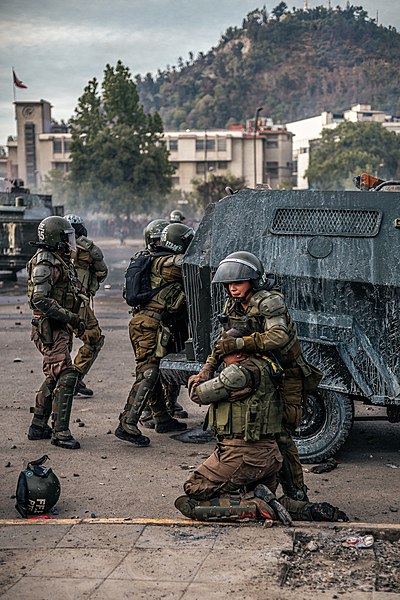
[12,66,16,102]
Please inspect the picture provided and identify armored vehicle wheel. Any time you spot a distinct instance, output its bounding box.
[294,389,354,464]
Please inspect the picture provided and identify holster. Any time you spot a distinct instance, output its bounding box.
[32,317,53,346]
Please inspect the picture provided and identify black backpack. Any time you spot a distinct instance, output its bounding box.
[124,252,168,307]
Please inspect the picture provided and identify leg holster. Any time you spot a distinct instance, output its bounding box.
[52,369,78,438]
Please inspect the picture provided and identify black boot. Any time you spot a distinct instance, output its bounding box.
[28,424,52,440]
[51,434,80,449]
[74,380,93,397]
[154,414,187,433]
[115,424,150,447]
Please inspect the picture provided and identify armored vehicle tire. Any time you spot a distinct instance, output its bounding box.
[294,389,354,464]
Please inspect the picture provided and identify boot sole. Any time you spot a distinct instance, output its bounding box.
[114,427,150,447]
[51,438,80,449]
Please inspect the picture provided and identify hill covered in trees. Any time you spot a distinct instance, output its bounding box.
[136,4,400,129]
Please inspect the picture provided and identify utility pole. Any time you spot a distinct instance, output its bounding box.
[253,106,263,187]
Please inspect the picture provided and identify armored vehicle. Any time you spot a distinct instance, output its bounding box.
[161,179,400,463]
[0,182,63,278]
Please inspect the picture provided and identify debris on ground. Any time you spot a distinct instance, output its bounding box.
[342,535,374,548]
[311,458,338,474]
[281,529,400,593]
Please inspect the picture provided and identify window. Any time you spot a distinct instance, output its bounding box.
[217,138,227,152]
[169,139,178,152]
[53,140,62,153]
[195,139,215,152]
[217,161,228,170]
[171,176,180,186]
[53,162,70,173]
[63,140,71,153]
[196,162,206,174]
[266,141,278,148]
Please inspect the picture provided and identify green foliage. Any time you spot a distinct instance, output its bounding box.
[192,173,246,211]
[68,61,174,217]
[136,5,400,129]
[306,121,400,190]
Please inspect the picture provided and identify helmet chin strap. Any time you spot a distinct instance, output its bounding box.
[227,285,253,304]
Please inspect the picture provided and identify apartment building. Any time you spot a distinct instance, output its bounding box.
[287,104,400,189]
[5,100,293,193]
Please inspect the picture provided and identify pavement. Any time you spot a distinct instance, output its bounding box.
[1,518,399,599]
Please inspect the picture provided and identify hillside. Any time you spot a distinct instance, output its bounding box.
[136,4,400,129]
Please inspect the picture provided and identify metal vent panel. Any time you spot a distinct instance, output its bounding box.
[270,208,382,237]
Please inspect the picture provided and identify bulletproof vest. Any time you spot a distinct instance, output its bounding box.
[72,236,94,291]
[207,356,282,441]
[146,254,185,314]
[27,250,80,313]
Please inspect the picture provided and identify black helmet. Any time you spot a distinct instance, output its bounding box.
[37,216,77,252]
[143,219,169,249]
[15,455,61,518]
[64,214,87,237]
[170,209,186,223]
[212,251,269,291]
[159,223,194,254]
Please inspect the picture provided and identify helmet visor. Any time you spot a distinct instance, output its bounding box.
[212,258,259,284]
[64,228,77,252]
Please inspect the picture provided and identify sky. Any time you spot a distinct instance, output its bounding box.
[0,0,398,147]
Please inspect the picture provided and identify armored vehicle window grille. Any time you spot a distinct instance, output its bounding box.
[184,264,202,341]
[270,208,382,237]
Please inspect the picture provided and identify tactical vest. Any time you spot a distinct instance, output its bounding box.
[27,250,80,313]
[145,255,185,314]
[224,290,301,365]
[206,357,282,441]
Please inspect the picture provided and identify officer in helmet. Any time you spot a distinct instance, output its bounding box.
[26,216,85,449]
[115,222,194,446]
[176,328,348,524]
[64,214,108,397]
[169,209,185,223]
[188,251,323,501]
[138,218,189,427]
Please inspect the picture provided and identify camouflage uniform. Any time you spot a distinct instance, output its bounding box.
[27,249,82,447]
[183,355,283,502]
[118,250,188,435]
[206,288,322,501]
[177,353,346,524]
[71,235,108,382]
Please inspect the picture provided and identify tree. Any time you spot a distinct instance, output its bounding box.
[306,121,400,190]
[192,173,246,212]
[271,2,288,21]
[68,61,174,217]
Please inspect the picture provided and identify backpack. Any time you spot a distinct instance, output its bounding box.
[124,252,168,307]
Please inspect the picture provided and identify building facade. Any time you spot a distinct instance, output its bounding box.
[287,104,400,189]
[5,100,293,193]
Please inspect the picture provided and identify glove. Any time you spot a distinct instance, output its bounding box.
[215,334,257,358]
[188,363,215,397]
[69,313,86,337]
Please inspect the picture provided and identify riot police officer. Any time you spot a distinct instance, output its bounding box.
[27,216,85,449]
[115,222,194,446]
[189,251,323,501]
[169,209,185,223]
[176,329,347,524]
[64,214,108,396]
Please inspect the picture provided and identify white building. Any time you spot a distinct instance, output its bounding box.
[287,104,400,189]
[5,101,293,193]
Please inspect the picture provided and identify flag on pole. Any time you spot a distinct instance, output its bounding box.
[13,69,28,89]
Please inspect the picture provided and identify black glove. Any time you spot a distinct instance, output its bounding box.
[69,313,86,336]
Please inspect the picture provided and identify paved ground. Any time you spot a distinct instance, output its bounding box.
[1,519,399,599]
